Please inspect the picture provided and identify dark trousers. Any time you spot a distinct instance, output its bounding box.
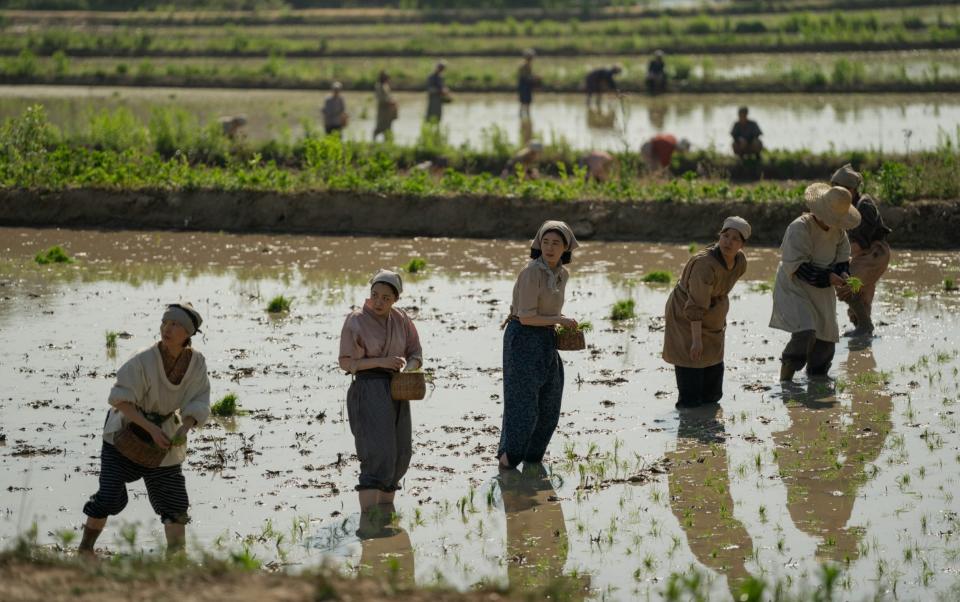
[674,362,724,407]
[498,320,564,468]
[347,372,412,492]
[83,442,189,524]
[781,330,835,375]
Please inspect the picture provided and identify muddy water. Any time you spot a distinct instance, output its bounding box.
[1,85,958,154]
[1,228,959,600]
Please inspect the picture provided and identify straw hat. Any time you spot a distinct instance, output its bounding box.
[804,183,861,230]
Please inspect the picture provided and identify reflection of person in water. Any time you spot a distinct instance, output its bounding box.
[667,404,754,596]
[499,463,588,597]
[773,346,892,561]
[356,503,415,588]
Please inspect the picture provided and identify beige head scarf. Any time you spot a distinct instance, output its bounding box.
[530,220,579,252]
[370,268,403,296]
[721,216,751,241]
[162,303,203,336]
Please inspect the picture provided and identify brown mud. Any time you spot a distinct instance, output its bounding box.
[1,189,958,249]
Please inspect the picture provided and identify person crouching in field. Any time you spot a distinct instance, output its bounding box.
[79,303,210,557]
[770,184,861,381]
[663,217,750,408]
[498,221,581,469]
[339,270,423,515]
[830,163,892,338]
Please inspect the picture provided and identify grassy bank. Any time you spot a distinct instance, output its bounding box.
[1,105,957,204]
[4,52,959,95]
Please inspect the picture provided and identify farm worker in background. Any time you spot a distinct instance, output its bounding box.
[640,133,690,172]
[731,106,763,158]
[426,60,450,123]
[585,64,622,110]
[645,49,668,94]
[830,164,892,337]
[517,48,540,120]
[373,70,398,141]
[322,81,348,135]
[339,269,423,514]
[579,149,617,182]
[218,114,247,140]
[663,217,750,408]
[770,184,860,381]
[79,303,210,557]
[498,221,581,469]
[501,140,543,179]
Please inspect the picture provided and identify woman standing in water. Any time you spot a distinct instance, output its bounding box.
[79,303,210,557]
[339,269,423,513]
[498,220,580,469]
[662,217,750,408]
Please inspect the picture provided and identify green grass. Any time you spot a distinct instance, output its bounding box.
[610,299,636,321]
[211,393,241,417]
[33,245,72,265]
[641,271,672,284]
[403,257,427,273]
[266,294,292,313]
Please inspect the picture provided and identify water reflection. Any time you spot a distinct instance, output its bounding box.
[773,347,892,562]
[499,464,588,597]
[356,504,416,588]
[667,404,754,596]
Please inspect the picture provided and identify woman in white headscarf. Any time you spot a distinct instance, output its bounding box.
[771,184,860,381]
[498,220,580,469]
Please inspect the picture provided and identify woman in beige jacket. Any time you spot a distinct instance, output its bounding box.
[663,217,750,408]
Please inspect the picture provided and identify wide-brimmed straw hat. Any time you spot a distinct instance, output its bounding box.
[804,183,861,230]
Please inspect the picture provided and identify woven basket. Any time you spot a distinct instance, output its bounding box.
[391,372,426,401]
[113,423,167,468]
[556,329,586,351]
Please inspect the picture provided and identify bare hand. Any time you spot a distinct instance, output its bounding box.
[836,284,853,301]
[381,356,405,371]
[690,339,703,362]
[829,273,846,288]
[148,424,171,449]
[403,358,422,372]
[558,317,578,330]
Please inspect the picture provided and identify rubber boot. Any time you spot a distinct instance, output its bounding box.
[843,296,874,338]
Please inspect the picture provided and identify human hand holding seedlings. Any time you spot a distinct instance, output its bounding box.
[558,316,578,330]
[829,272,848,288]
[115,401,170,449]
[170,416,197,447]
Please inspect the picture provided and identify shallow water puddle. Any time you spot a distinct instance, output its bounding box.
[1,228,959,600]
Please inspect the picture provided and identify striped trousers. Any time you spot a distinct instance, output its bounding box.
[83,442,190,525]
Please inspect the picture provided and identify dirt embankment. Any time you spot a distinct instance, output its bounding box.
[1,189,958,248]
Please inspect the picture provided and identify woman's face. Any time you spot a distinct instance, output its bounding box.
[540,231,567,266]
[718,228,745,255]
[369,283,398,316]
[160,319,190,349]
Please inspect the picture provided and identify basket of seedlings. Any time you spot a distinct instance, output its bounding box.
[391,370,427,401]
[556,321,592,351]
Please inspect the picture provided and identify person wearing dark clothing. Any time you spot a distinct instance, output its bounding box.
[830,164,893,337]
[645,50,667,94]
[731,106,763,158]
[426,61,449,123]
[517,48,539,119]
[585,65,621,109]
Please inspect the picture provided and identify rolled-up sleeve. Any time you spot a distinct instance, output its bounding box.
[338,315,363,374]
[181,366,211,427]
[108,357,145,407]
[780,222,813,275]
[515,268,543,318]
[682,259,714,322]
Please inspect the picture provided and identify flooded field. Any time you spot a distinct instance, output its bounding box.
[1,228,959,600]
[1,85,958,153]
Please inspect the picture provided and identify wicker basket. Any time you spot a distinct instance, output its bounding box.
[556,329,586,351]
[113,423,167,468]
[391,372,426,401]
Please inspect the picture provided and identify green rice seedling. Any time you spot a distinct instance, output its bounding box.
[641,270,672,284]
[403,257,427,273]
[34,245,72,265]
[266,294,292,313]
[557,320,593,335]
[687,243,697,254]
[610,299,636,321]
[105,331,119,349]
[211,393,241,417]
[846,276,864,294]
[945,277,957,291]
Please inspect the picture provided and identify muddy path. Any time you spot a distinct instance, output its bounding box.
[1,228,959,600]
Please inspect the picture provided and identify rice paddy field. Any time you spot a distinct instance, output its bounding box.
[1,1,960,600]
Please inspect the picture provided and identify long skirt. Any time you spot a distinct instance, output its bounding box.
[347,371,412,492]
[498,320,564,467]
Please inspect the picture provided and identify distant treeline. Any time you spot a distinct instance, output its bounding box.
[0,0,612,10]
